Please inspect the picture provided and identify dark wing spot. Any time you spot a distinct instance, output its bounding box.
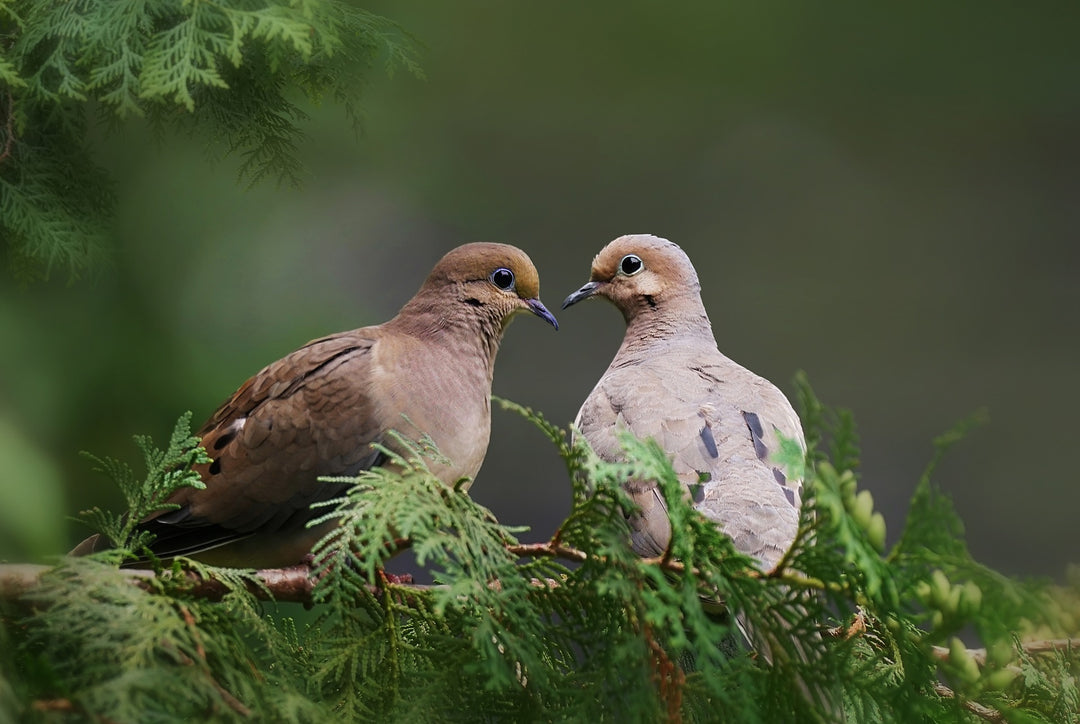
[742,411,768,460]
[212,429,237,450]
[699,424,719,458]
[208,458,222,475]
[464,298,482,307]
[773,467,797,507]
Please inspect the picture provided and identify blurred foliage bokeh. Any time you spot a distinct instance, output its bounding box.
[0,1,1077,579]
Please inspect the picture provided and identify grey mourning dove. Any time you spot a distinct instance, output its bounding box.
[563,235,840,716]
[73,243,558,567]
[562,233,804,574]
[565,235,846,720]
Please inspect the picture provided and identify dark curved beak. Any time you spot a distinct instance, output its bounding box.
[562,281,601,309]
[526,298,559,330]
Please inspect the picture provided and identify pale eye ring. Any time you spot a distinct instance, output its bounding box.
[490,267,515,290]
[619,254,644,276]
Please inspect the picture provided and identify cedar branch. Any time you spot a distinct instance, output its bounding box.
[932,682,1005,723]
[930,639,1079,666]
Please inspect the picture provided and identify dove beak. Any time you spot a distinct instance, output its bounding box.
[562,281,602,309]
[526,298,559,330]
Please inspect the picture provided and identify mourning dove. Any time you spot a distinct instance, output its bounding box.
[562,233,804,573]
[73,242,558,567]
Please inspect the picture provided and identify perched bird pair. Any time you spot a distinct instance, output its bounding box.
[73,235,801,583]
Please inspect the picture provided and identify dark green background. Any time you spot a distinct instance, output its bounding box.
[2,2,1077,578]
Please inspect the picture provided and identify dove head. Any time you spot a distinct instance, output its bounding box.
[562,234,704,324]
[404,242,559,334]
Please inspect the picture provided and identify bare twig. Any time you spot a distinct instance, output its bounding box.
[170,563,320,603]
[644,622,684,723]
[171,604,252,718]
[207,677,252,718]
[769,515,818,581]
[932,682,1005,723]
[509,538,775,597]
[178,603,206,661]
[0,562,549,608]
[506,541,588,564]
[0,563,320,605]
[931,638,1079,667]
[640,554,689,574]
[1016,638,1079,656]
[0,563,48,599]
[0,537,840,610]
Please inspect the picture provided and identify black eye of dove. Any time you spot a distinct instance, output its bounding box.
[619,254,643,276]
[490,268,515,290]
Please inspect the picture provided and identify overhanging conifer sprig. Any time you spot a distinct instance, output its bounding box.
[76,411,210,559]
[1,0,422,280]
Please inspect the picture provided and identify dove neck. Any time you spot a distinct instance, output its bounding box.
[389,294,505,371]
[620,296,716,353]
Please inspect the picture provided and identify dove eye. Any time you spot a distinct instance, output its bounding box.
[490,267,515,290]
[619,254,644,276]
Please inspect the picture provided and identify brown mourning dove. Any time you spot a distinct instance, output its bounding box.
[562,233,804,573]
[73,243,558,567]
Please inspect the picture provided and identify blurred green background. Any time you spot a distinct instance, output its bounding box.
[1,2,1076,577]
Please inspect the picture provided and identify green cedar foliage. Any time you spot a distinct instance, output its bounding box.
[0,0,421,281]
[1,382,1078,722]
[77,411,211,563]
